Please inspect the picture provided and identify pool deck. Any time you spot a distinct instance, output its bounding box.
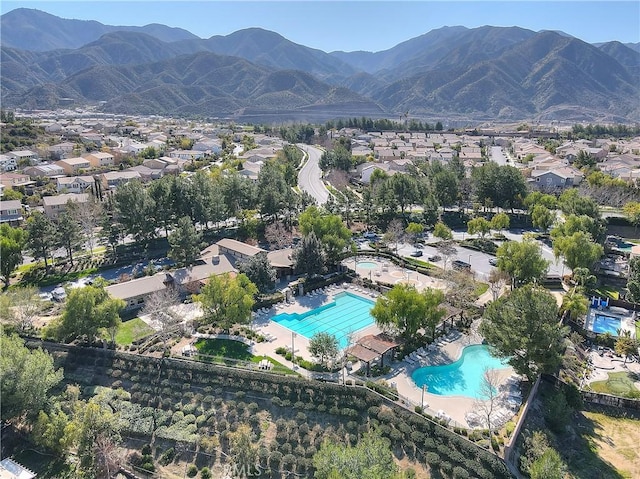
[585,306,636,338]
[380,325,516,428]
[344,256,449,292]
[250,284,382,364]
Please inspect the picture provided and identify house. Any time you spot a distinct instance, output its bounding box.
[43,193,88,219]
[0,199,24,225]
[169,150,205,161]
[0,172,34,189]
[238,161,262,182]
[360,163,392,184]
[530,167,583,191]
[0,154,17,172]
[24,164,65,178]
[127,165,162,181]
[56,175,95,194]
[48,141,77,159]
[55,157,91,175]
[85,152,114,168]
[5,150,38,165]
[0,458,36,479]
[101,170,142,190]
[192,139,222,154]
[217,238,264,261]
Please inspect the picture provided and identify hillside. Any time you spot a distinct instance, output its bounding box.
[1,9,638,122]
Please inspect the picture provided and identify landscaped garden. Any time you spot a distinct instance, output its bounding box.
[113,317,155,345]
[194,338,295,375]
[589,371,640,398]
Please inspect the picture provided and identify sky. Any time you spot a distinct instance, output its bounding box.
[2,1,639,52]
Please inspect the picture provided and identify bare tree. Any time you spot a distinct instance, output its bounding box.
[264,221,293,249]
[384,219,405,254]
[0,286,43,331]
[142,287,181,342]
[473,368,503,438]
[70,195,104,256]
[93,433,123,479]
[488,269,510,302]
[437,240,457,271]
[445,270,476,310]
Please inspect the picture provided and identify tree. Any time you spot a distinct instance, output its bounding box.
[196,273,257,331]
[113,180,156,244]
[264,221,293,249]
[480,285,566,381]
[0,333,63,421]
[623,201,640,231]
[467,217,491,238]
[371,284,445,340]
[26,211,57,271]
[614,332,638,365]
[473,368,502,438]
[558,188,600,219]
[437,240,457,271]
[552,231,603,271]
[70,195,103,255]
[237,252,276,294]
[551,214,605,244]
[299,206,351,266]
[0,286,43,331]
[627,256,640,303]
[308,332,340,367]
[433,221,452,241]
[141,287,181,341]
[168,216,202,266]
[525,191,557,211]
[228,424,259,477]
[313,429,399,479]
[531,204,555,233]
[572,266,596,291]
[56,207,82,266]
[405,222,424,246]
[560,290,589,322]
[488,268,510,302]
[496,239,549,288]
[384,218,405,254]
[292,231,325,276]
[0,224,27,289]
[490,212,510,235]
[529,449,566,479]
[45,282,125,343]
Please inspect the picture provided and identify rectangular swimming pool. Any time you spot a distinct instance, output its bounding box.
[592,314,622,336]
[270,292,375,348]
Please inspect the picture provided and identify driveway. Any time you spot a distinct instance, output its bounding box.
[297,144,330,204]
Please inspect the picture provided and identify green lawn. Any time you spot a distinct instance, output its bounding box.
[590,371,640,398]
[115,318,155,345]
[592,286,620,300]
[474,282,489,297]
[194,338,296,374]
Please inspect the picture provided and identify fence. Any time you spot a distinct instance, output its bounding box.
[503,376,541,474]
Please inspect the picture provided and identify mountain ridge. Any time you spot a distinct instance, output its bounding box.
[1,8,638,122]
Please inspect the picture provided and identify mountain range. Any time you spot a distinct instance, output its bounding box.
[2,8,639,122]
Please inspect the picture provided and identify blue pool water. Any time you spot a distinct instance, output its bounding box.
[412,345,509,398]
[356,261,377,269]
[592,314,621,336]
[271,292,374,348]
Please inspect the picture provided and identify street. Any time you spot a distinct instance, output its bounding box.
[297,144,330,204]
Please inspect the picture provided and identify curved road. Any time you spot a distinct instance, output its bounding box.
[297,144,330,205]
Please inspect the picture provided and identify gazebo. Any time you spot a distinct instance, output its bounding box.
[347,334,399,376]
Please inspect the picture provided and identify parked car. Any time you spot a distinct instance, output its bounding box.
[411,250,423,257]
[452,260,471,271]
[489,257,498,266]
[363,231,377,239]
[51,287,67,302]
[428,255,441,262]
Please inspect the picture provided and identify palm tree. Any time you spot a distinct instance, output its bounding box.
[560,290,589,323]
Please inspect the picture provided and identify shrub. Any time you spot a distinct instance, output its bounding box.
[186,465,198,477]
[141,444,152,456]
[275,346,287,355]
[426,451,440,467]
[200,467,212,479]
[440,461,453,474]
[453,466,470,478]
[158,447,175,466]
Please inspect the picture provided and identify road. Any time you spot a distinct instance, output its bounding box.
[297,144,330,205]
[490,146,510,166]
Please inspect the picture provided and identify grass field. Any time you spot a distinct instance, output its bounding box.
[590,371,640,398]
[114,318,155,345]
[574,411,640,478]
[194,338,296,374]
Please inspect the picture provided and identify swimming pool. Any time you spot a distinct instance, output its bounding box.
[591,314,621,336]
[411,345,509,398]
[356,261,377,269]
[271,292,374,348]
